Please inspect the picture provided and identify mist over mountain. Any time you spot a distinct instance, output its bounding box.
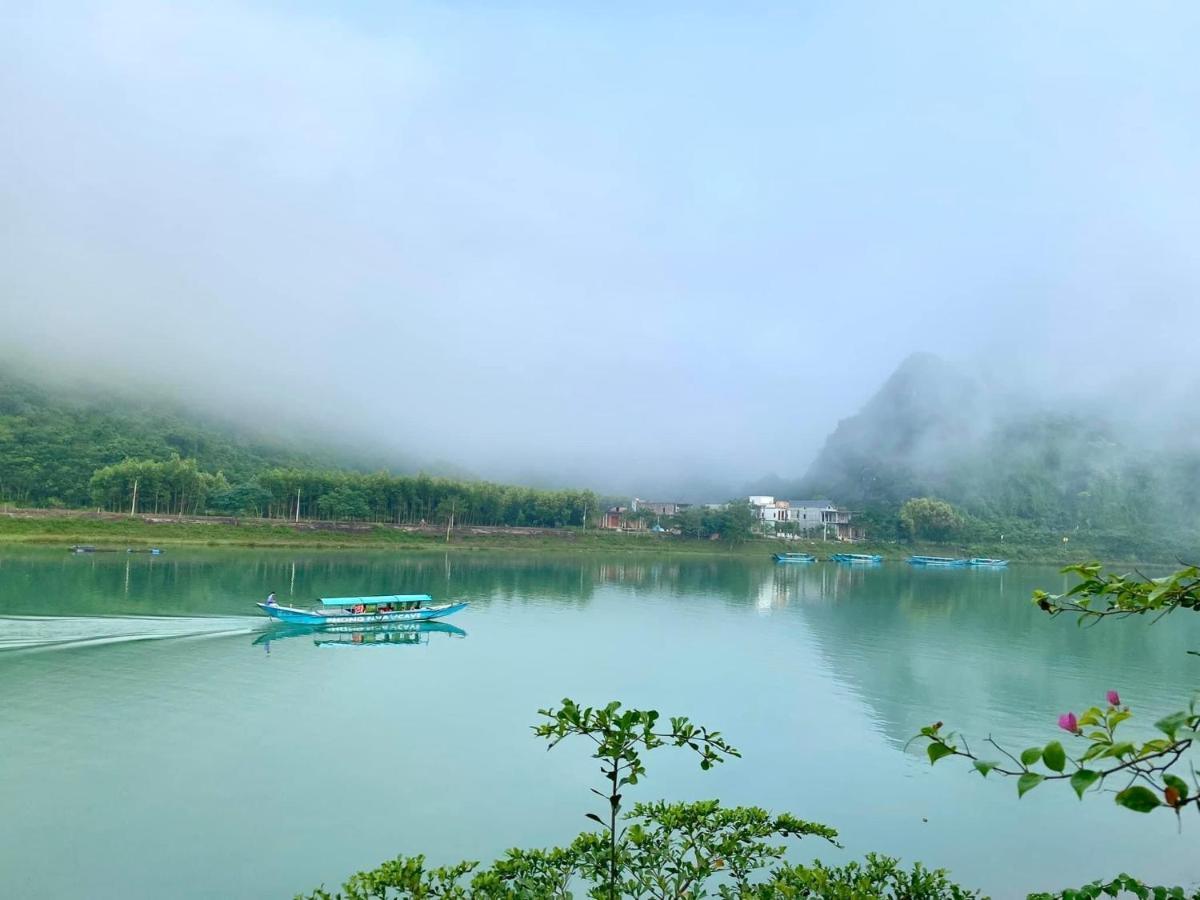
[780,353,1200,544]
[0,366,474,508]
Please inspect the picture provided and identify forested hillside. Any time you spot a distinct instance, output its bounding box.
[0,369,339,507]
[0,369,598,527]
[794,354,1200,550]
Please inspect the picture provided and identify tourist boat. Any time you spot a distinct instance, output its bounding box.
[968,557,1009,568]
[773,552,817,563]
[907,555,969,567]
[253,620,466,649]
[256,594,467,626]
[830,553,882,564]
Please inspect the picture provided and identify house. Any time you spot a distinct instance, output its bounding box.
[632,499,692,517]
[747,496,863,541]
[601,506,629,529]
[601,506,650,531]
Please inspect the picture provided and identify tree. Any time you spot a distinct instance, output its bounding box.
[899,497,963,542]
[208,481,273,516]
[317,485,371,521]
[299,699,975,900]
[912,563,1200,896]
[716,500,757,546]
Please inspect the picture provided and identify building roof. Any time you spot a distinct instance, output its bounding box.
[785,500,836,508]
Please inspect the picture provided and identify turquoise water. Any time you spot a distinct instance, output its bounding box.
[0,548,1196,898]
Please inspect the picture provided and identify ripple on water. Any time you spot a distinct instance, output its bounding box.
[0,615,263,653]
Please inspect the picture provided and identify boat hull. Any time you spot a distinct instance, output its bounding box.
[256,601,468,626]
[830,553,882,564]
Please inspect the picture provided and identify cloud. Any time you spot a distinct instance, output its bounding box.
[2,1,1198,494]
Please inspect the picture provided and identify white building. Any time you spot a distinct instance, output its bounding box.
[748,496,858,539]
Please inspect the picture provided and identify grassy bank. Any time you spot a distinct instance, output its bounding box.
[0,512,1163,565]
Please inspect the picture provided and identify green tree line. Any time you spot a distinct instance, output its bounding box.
[88,458,599,528]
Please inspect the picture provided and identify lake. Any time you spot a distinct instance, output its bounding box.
[1,547,1196,898]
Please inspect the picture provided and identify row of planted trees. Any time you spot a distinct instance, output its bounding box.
[88,458,600,528]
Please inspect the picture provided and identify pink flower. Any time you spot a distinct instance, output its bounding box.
[1058,712,1080,734]
[1106,690,1120,707]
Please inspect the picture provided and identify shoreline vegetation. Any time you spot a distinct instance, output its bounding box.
[0,508,1166,565]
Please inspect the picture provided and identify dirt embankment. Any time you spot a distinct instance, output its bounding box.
[0,506,581,540]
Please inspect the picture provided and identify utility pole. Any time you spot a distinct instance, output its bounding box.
[445,500,455,543]
[130,478,139,517]
[295,487,301,524]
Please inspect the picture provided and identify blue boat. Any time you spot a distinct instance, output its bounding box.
[968,557,1009,568]
[830,553,882,564]
[908,555,969,567]
[773,552,816,563]
[256,594,467,626]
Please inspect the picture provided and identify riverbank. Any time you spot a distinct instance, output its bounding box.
[0,509,1158,565]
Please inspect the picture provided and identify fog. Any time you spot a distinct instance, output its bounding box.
[3,1,1199,496]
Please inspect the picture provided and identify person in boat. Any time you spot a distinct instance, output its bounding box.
[379,604,393,613]
[266,592,277,606]
[353,603,366,614]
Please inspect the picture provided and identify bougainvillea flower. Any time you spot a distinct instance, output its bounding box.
[1058,712,1079,733]
[1106,690,1120,707]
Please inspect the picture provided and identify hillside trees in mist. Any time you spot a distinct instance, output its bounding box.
[0,370,325,507]
[798,354,1200,551]
[86,458,599,529]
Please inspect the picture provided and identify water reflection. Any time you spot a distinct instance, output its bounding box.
[253,620,467,652]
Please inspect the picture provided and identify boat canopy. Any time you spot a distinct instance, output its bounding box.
[318,594,433,607]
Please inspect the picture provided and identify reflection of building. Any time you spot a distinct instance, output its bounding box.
[747,497,863,541]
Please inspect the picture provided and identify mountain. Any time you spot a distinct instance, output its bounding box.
[795,353,1200,543]
[0,366,457,508]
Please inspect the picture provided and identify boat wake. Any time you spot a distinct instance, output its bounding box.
[0,615,264,653]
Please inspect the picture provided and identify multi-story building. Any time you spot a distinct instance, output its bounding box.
[747,496,861,540]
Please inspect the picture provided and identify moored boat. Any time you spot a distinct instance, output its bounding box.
[773,552,816,563]
[968,557,1009,568]
[908,555,969,567]
[256,594,467,626]
[830,553,882,564]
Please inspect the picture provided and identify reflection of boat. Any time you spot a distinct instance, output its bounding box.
[253,620,467,648]
[256,594,467,625]
[830,553,882,564]
[968,557,1008,568]
[773,552,817,563]
[908,555,968,567]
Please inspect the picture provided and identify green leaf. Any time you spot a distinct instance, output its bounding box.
[927,743,955,765]
[1020,747,1042,767]
[1042,741,1066,773]
[1154,711,1190,741]
[972,760,998,778]
[1017,773,1044,797]
[1114,786,1161,813]
[1163,774,1189,800]
[1070,769,1101,799]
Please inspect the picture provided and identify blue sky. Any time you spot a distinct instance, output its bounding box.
[2,1,1197,492]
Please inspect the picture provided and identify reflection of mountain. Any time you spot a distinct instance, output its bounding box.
[786,566,1200,750]
[0,547,796,617]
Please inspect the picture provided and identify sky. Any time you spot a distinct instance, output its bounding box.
[2,1,1199,495]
